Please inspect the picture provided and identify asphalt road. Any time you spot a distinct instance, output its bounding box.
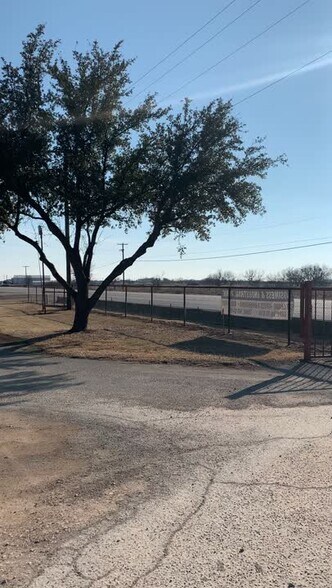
[1,343,331,587]
[0,286,29,299]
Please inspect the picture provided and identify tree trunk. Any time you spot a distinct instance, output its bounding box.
[70,289,90,333]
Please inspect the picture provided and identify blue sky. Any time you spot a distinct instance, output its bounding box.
[1,0,331,280]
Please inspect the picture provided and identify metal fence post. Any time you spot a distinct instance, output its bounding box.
[183,286,187,326]
[35,286,38,304]
[150,285,154,322]
[227,287,231,334]
[322,289,326,357]
[220,287,225,333]
[105,287,108,314]
[303,281,312,361]
[63,287,66,309]
[27,281,30,303]
[287,288,291,346]
[124,285,128,317]
[314,289,318,358]
[300,285,305,340]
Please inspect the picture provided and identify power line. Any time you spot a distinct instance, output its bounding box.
[234,49,332,106]
[161,0,312,102]
[128,0,240,91]
[130,0,264,102]
[223,216,323,233]
[95,218,323,261]
[142,240,332,263]
[154,235,332,259]
[94,237,332,270]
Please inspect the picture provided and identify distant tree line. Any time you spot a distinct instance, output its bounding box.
[270,264,332,285]
[131,264,332,287]
[206,264,332,285]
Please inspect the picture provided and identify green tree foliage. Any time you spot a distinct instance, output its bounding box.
[0,27,285,331]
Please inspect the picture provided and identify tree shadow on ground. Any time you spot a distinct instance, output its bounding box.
[171,336,268,357]
[21,306,67,317]
[227,360,332,402]
[0,342,79,403]
[1,331,69,349]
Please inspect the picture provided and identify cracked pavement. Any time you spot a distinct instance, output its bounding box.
[1,345,331,587]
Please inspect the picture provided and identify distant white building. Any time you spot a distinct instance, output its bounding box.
[12,275,51,285]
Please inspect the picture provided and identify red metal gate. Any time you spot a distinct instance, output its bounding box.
[301,282,332,360]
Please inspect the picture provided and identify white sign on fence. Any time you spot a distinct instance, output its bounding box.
[221,289,290,320]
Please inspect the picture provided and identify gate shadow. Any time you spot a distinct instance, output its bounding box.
[227,361,332,401]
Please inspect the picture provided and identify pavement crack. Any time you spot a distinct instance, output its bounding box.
[72,561,93,583]
[192,462,332,492]
[218,480,332,491]
[128,473,216,587]
[173,430,332,456]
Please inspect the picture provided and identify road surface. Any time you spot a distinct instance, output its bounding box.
[1,343,331,587]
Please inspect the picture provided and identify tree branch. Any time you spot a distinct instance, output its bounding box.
[83,220,103,280]
[22,212,43,221]
[23,191,69,248]
[89,222,162,308]
[22,192,87,279]
[6,222,77,297]
[73,218,82,251]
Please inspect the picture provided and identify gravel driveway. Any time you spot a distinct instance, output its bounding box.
[1,343,331,588]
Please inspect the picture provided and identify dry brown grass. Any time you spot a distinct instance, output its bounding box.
[0,300,302,366]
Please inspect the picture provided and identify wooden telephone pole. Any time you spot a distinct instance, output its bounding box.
[117,243,128,289]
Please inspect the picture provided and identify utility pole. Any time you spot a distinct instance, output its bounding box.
[117,243,128,289]
[23,265,29,286]
[23,265,30,301]
[38,226,46,313]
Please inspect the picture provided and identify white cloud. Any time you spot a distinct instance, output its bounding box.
[168,55,332,105]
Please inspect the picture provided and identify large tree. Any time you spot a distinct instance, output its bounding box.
[0,27,285,331]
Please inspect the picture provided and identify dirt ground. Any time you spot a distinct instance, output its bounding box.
[1,349,330,587]
[0,410,145,586]
[0,301,302,366]
[0,299,301,585]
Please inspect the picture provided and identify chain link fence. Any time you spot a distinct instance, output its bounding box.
[28,285,67,308]
[28,284,306,344]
